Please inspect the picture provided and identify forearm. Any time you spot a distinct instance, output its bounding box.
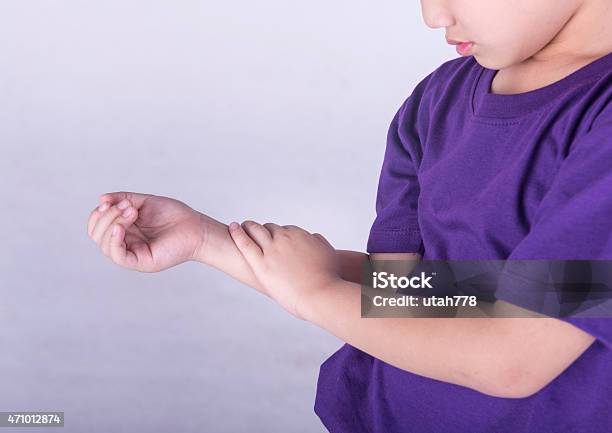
[193,213,510,394]
[192,212,369,291]
[198,216,592,400]
[193,214,519,395]
[300,278,537,398]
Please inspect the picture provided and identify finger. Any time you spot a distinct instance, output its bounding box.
[109,223,139,269]
[99,191,150,209]
[229,221,264,265]
[280,224,300,230]
[91,199,133,244]
[242,220,273,248]
[263,222,287,237]
[87,198,118,237]
[100,206,139,256]
[313,232,334,249]
[281,224,310,235]
[87,207,102,238]
[90,190,147,238]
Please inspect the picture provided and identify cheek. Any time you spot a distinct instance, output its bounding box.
[470,21,548,69]
[453,5,526,67]
[471,1,578,68]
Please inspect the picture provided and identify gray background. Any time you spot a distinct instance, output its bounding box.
[0,1,452,432]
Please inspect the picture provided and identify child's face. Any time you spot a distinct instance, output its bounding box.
[420,0,581,69]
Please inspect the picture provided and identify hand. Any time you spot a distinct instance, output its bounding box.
[228,220,342,320]
[87,191,206,272]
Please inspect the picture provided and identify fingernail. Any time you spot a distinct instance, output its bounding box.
[98,202,109,212]
[118,199,130,210]
[229,222,239,231]
[112,225,119,236]
[123,207,133,218]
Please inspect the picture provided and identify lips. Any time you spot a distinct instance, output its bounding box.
[446,38,470,45]
[446,38,474,55]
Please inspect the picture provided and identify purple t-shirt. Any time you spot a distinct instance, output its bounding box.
[314,52,612,432]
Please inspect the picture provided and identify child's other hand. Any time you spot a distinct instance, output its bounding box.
[228,221,342,320]
[87,191,205,272]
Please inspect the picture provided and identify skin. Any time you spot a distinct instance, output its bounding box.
[421,0,612,93]
[87,0,611,398]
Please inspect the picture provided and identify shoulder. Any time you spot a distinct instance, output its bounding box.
[431,55,480,83]
[404,55,479,104]
[567,73,612,155]
[575,71,612,133]
[589,76,612,130]
[395,56,481,128]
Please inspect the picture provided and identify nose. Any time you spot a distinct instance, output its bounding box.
[420,0,455,29]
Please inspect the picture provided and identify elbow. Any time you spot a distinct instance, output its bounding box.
[479,362,548,399]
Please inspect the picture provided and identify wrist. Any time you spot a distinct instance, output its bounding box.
[191,213,243,268]
[191,212,225,265]
[190,212,208,263]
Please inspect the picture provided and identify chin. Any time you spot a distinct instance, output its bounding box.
[472,53,515,71]
[471,54,494,69]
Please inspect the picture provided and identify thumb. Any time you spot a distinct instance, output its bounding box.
[313,232,334,249]
[109,223,139,269]
[228,221,263,267]
[99,191,150,209]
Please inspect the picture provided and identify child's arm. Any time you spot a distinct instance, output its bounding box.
[88,193,593,399]
[194,213,399,290]
[227,220,596,400]
[301,277,594,399]
[87,191,376,288]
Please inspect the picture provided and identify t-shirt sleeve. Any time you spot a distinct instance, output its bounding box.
[494,116,612,347]
[366,74,432,254]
